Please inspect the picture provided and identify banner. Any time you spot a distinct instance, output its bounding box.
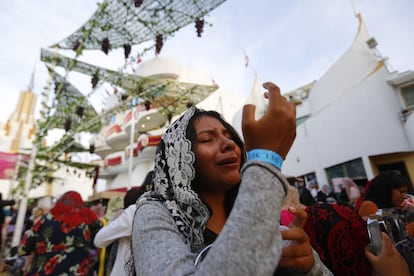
[0,152,19,180]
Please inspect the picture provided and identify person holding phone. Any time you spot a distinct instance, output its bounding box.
[365,232,410,276]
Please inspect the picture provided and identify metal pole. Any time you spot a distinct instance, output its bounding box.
[10,145,38,248]
[8,154,22,199]
[128,106,136,190]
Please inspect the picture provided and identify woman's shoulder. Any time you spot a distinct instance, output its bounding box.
[136,200,171,220]
[133,200,179,238]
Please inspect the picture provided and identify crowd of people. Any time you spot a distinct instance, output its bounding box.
[1,81,413,275]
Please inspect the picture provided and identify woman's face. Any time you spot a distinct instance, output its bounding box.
[193,116,242,193]
[391,186,408,207]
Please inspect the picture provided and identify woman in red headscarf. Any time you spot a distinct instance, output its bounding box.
[18,191,102,275]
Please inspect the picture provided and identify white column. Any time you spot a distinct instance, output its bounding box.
[11,145,38,248]
[128,102,138,190]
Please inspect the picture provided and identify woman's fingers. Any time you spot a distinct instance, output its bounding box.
[288,206,307,228]
[241,81,296,157]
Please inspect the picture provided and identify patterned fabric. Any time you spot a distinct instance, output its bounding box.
[18,191,101,276]
[304,203,372,276]
[51,191,98,231]
[137,106,210,252]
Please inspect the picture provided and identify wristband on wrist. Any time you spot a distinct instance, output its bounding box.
[247,149,283,170]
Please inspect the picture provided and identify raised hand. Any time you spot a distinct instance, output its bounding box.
[241,82,296,159]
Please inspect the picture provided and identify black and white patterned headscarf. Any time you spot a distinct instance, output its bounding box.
[138,106,210,252]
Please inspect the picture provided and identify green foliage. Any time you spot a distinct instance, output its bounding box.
[14,0,225,196]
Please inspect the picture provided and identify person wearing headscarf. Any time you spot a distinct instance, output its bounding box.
[364,232,410,276]
[131,82,332,275]
[316,185,336,203]
[307,181,319,201]
[357,171,414,237]
[341,177,361,205]
[18,191,101,275]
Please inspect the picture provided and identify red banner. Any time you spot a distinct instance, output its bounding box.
[0,152,19,179]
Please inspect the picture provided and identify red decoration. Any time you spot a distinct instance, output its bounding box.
[101,37,111,55]
[195,18,204,37]
[64,118,72,132]
[91,73,99,89]
[72,40,82,52]
[155,34,163,55]
[89,144,95,154]
[134,0,143,8]
[76,106,84,118]
[144,100,151,111]
[54,82,61,95]
[123,44,131,59]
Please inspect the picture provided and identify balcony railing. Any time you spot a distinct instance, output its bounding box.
[399,105,414,122]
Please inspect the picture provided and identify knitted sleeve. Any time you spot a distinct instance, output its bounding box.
[132,161,332,275]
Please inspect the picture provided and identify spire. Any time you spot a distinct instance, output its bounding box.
[243,48,256,75]
[350,0,358,17]
[246,75,267,120]
[27,65,36,91]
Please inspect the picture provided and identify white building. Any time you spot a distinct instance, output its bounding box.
[277,14,414,190]
[92,57,245,192]
[98,13,414,194]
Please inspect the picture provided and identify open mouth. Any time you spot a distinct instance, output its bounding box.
[218,156,238,166]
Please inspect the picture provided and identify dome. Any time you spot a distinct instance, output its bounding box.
[135,57,213,85]
[134,57,183,79]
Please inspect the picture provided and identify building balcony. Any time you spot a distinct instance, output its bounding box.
[401,106,414,149]
[399,105,414,123]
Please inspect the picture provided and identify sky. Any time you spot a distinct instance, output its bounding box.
[0,0,413,125]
